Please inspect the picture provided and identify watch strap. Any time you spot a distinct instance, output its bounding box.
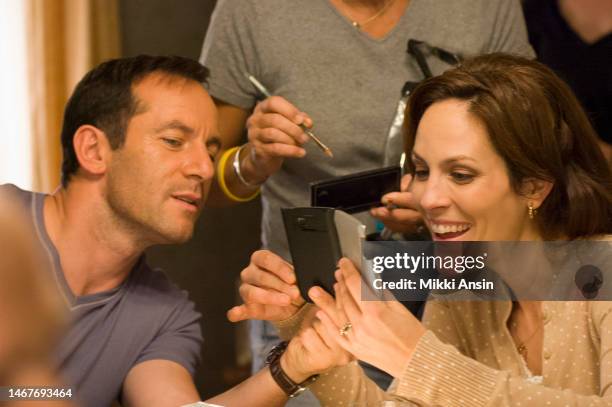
[265,341,319,398]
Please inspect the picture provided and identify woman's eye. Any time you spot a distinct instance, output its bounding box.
[163,138,182,148]
[451,172,474,183]
[413,169,429,181]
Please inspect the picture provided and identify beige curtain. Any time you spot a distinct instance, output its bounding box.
[26,0,121,192]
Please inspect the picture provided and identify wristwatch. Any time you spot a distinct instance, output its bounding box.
[265,341,319,398]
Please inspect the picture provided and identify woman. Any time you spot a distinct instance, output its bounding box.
[231,54,612,406]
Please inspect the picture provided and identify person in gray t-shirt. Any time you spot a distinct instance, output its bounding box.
[1,184,202,407]
[200,0,533,404]
[1,55,346,407]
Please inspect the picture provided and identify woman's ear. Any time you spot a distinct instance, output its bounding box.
[72,125,111,178]
[520,178,554,209]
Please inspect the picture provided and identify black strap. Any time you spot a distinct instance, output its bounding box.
[406,39,462,80]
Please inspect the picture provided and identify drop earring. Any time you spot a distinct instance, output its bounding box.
[528,202,536,219]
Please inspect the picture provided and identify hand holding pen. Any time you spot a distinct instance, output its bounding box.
[235,75,333,185]
[246,74,333,157]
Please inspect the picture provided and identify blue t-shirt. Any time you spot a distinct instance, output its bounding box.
[1,184,203,407]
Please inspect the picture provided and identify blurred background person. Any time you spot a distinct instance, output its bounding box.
[0,194,73,407]
[523,0,612,162]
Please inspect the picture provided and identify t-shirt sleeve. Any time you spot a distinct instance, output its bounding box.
[483,0,535,58]
[133,292,203,376]
[199,0,261,110]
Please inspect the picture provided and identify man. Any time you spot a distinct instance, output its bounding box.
[1,56,344,407]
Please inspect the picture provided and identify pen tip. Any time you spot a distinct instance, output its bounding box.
[324,148,334,158]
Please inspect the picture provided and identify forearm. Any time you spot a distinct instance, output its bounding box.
[205,100,261,207]
[274,303,315,340]
[394,330,612,406]
[223,144,265,197]
[309,362,410,407]
[206,367,287,407]
[206,145,262,207]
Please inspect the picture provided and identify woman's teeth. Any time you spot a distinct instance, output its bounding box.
[430,223,471,234]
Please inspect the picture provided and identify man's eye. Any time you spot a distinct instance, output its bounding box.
[163,138,182,147]
[413,169,429,181]
[450,172,474,184]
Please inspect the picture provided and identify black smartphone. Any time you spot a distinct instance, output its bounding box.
[310,166,401,214]
[282,207,340,301]
[282,207,366,302]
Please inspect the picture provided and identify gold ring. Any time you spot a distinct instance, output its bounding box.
[339,322,352,336]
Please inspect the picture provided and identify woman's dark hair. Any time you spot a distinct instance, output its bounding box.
[60,55,209,187]
[404,53,612,239]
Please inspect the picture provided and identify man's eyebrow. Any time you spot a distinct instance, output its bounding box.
[154,120,194,134]
[206,136,222,149]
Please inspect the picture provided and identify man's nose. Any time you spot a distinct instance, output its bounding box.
[183,144,214,182]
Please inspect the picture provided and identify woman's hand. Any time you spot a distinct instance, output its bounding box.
[280,308,354,383]
[227,250,305,322]
[370,174,423,234]
[311,258,426,378]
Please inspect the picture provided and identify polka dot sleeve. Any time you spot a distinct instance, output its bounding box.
[390,301,612,406]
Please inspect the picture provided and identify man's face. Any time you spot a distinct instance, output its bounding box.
[105,73,220,245]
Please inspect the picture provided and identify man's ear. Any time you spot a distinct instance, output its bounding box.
[520,178,554,209]
[72,125,112,178]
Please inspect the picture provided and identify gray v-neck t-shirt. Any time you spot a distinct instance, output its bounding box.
[2,184,202,407]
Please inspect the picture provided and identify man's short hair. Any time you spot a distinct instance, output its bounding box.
[60,55,210,186]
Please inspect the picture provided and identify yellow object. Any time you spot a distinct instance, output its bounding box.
[216,146,261,202]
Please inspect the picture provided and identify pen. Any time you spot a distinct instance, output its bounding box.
[246,74,334,158]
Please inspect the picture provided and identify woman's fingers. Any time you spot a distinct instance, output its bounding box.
[315,309,351,350]
[249,250,296,285]
[246,250,303,302]
[335,269,362,325]
[309,286,342,326]
[239,283,291,308]
[337,259,364,305]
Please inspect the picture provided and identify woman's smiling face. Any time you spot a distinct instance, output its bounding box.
[410,98,541,242]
